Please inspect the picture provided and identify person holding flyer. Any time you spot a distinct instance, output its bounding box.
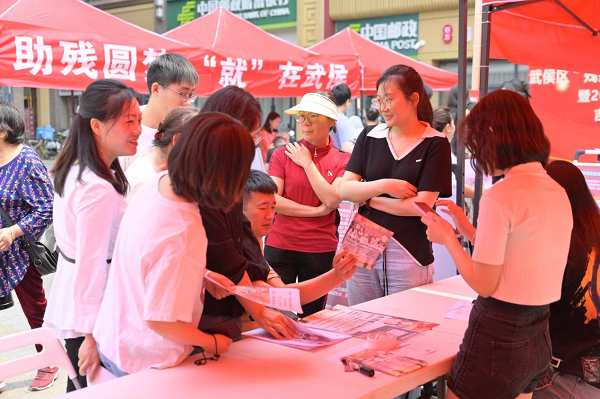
[339,65,452,306]
[420,90,573,399]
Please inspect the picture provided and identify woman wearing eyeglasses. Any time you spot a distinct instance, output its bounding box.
[339,65,452,306]
[265,92,351,317]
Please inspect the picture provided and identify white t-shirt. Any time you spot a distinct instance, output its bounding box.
[94,172,207,374]
[44,166,127,338]
[120,123,157,171]
[250,146,264,172]
[472,162,573,305]
[125,153,161,202]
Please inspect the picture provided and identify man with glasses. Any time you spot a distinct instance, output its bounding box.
[121,53,199,170]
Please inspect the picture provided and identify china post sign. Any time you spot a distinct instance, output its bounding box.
[336,14,419,57]
[167,0,297,31]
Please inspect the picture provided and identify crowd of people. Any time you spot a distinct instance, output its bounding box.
[0,52,598,399]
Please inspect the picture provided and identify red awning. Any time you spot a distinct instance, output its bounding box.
[0,0,195,93]
[164,8,361,98]
[484,0,600,74]
[309,28,458,94]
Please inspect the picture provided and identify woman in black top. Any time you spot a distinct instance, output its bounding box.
[339,65,452,305]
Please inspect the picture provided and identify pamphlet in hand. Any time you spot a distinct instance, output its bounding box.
[341,349,428,377]
[205,273,303,313]
[340,214,394,270]
[243,320,351,350]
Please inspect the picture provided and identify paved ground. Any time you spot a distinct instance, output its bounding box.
[0,274,67,398]
[1,158,66,398]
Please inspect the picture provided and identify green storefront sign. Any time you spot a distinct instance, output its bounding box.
[167,0,297,31]
[336,14,419,57]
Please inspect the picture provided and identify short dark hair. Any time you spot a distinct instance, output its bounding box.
[243,170,278,207]
[146,53,199,93]
[0,101,25,144]
[366,108,380,123]
[331,84,351,106]
[460,90,550,176]
[499,79,531,101]
[376,65,433,125]
[272,136,286,147]
[53,79,141,196]
[169,112,254,208]
[201,86,262,133]
[154,106,200,148]
[261,112,280,134]
[432,106,452,133]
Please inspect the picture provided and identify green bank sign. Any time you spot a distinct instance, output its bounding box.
[336,14,419,57]
[167,0,297,31]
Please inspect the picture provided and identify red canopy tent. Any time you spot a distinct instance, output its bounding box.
[309,27,458,94]
[485,0,600,75]
[0,0,195,94]
[164,8,361,98]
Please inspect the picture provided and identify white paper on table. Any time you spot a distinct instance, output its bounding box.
[243,320,352,350]
[301,306,393,335]
[205,273,302,313]
[445,300,473,321]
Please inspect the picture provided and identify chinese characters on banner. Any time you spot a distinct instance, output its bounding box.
[12,35,166,87]
[528,68,600,161]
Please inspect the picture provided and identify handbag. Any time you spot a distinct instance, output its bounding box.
[0,206,57,276]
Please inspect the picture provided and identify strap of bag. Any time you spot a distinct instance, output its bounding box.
[57,246,112,265]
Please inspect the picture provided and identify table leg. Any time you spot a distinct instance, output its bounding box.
[436,374,447,399]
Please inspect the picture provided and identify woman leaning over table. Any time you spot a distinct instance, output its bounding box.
[339,65,452,306]
[265,91,350,317]
[422,90,573,399]
[43,79,142,392]
[0,102,54,392]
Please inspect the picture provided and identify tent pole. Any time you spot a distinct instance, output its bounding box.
[472,3,492,227]
[456,0,468,217]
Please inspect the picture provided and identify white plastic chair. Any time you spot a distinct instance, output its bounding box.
[0,327,81,390]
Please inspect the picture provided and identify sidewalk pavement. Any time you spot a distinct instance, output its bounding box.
[1,273,67,398]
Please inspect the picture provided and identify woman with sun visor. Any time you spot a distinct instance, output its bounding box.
[265,92,351,317]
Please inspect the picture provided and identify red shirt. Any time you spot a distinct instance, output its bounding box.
[259,129,276,162]
[267,139,350,253]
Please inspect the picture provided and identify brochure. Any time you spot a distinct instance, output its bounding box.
[340,214,394,269]
[341,349,428,377]
[205,273,303,313]
[243,320,352,350]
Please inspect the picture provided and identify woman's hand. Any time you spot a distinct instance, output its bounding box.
[332,250,358,281]
[384,179,417,199]
[204,272,234,300]
[78,334,101,381]
[436,200,475,239]
[314,203,334,217]
[284,142,313,169]
[0,228,14,252]
[253,308,299,340]
[421,211,458,247]
[212,334,233,355]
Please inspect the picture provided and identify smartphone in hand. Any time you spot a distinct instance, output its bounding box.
[413,201,461,237]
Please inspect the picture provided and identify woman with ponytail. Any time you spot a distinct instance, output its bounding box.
[340,64,452,306]
[44,79,141,392]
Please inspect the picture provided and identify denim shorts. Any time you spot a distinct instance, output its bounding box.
[448,296,551,399]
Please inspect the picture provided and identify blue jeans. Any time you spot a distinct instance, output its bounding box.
[534,370,600,399]
[346,239,433,306]
[97,345,128,378]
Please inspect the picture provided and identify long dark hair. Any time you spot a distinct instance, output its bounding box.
[545,161,600,257]
[52,79,140,196]
[376,65,433,125]
[261,111,280,134]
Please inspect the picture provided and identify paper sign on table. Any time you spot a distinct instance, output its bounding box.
[444,300,473,321]
[205,273,302,313]
[243,320,351,350]
[341,349,428,377]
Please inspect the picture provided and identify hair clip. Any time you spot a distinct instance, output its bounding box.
[154,131,164,140]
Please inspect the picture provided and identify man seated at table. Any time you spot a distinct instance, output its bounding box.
[243,170,358,300]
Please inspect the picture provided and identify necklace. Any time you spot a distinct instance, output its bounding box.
[389,131,421,158]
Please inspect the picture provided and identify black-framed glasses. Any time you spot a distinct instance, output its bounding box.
[294,113,321,124]
[371,97,393,109]
[162,84,198,102]
[193,347,220,366]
